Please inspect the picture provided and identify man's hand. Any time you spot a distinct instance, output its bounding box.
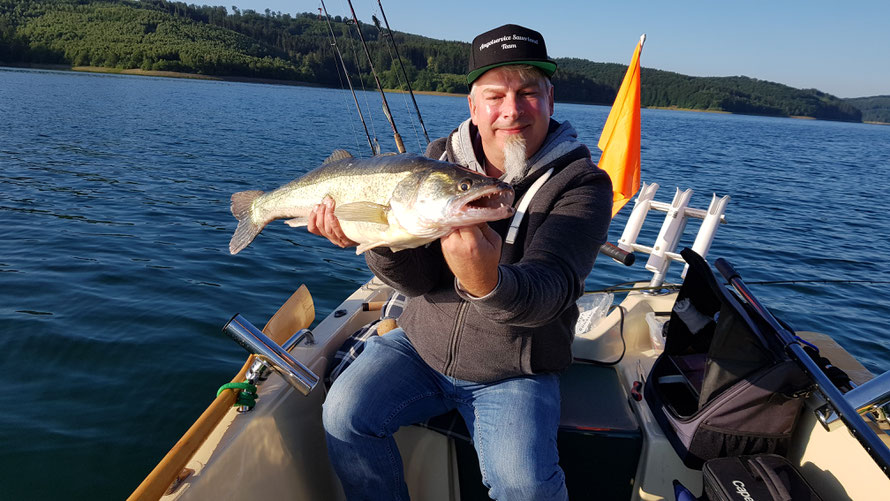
[307,197,358,248]
[441,223,502,297]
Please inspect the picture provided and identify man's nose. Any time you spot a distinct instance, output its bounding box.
[500,93,521,120]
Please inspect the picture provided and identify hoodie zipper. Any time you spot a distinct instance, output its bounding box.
[443,300,470,377]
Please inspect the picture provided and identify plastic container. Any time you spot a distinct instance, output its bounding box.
[645,311,666,350]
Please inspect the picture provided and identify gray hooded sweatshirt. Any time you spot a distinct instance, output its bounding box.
[365,118,612,383]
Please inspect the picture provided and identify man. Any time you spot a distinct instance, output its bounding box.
[312,24,612,500]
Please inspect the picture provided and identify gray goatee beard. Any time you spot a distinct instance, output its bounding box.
[502,134,527,184]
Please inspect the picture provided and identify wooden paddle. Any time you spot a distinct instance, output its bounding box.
[128,285,315,501]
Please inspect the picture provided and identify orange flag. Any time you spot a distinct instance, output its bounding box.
[598,34,645,217]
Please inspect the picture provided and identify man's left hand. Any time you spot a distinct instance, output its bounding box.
[441,223,502,297]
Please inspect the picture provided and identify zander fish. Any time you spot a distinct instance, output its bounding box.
[229,150,515,255]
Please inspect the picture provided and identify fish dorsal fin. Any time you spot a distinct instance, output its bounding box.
[334,202,389,225]
[323,149,353,165]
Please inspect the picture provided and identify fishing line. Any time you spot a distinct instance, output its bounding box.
[742,279,890,286]
[340,1,380,154]
[372,8,424,152]
[321,0,375,156]
[347,34,380,155]
[584,279,890,295]
[330,31,363,156]
[345,0,406,152]
[377,0,431,146]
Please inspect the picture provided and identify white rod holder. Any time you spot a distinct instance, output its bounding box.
[649,200,728,224]
[646,188,693,282]
[617,182,659,253]
[682,194,731,278]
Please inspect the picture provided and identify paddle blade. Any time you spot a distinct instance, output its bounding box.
[262,284,315,344]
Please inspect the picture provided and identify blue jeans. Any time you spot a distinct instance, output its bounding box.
[323,328,567,501]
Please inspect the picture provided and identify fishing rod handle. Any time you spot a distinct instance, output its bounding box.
[714,257,739,281]
[600,242,635,266]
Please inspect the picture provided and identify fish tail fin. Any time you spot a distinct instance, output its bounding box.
[229,190,265,254]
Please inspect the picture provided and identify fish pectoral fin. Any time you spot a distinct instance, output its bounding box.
[284,217,307,228]
[355,241,391,254]
[334,202,390,225]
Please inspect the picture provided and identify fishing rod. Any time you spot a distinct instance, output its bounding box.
[373,0,430,145]
[319,0,376,156]
[345,0,406,153]
[716,258,890,477]
[586,279,890,295]
[371,14,424,151]
[743,279,890,286]
[342,22,382,155]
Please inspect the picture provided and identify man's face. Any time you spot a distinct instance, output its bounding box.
[468,66,554,163]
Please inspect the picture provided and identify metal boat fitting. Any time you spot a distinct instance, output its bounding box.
[223,314,319,396]
[818,370,890,430]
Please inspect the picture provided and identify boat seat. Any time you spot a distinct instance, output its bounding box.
[415,362,642,500]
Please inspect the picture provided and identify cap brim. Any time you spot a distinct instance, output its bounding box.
[467,60,557,85]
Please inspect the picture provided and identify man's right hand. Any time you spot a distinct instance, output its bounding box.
[307,197,358,248]
[441,223,502,297]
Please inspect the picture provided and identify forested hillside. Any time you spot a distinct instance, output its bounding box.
[0,0,874,122]
[845,96,890,124]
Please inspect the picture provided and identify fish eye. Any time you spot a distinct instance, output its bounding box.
[459,179,473,192]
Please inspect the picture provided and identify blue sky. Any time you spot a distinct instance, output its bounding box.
[226,0,888,98]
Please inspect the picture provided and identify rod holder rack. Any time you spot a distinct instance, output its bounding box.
[617,182,730,288]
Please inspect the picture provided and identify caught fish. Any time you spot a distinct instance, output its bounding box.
[229,150,515,255]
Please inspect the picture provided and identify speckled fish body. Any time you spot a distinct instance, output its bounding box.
[229,150,515,254]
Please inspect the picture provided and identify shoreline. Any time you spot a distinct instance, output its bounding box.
[6,63,887,125]
[71,65,328,88]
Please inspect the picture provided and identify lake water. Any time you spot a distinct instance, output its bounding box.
[1,67,888,499]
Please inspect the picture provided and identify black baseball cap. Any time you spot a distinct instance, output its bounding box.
[467,24,557,85]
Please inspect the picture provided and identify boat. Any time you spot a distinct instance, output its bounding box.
[129,181,890,500]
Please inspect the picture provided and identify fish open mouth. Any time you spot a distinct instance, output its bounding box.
[451,184,516,223]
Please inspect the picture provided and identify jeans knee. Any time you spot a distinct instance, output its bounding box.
[484,458,566,501]
[322,383,364,440]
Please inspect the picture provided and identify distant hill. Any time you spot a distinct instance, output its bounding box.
[844,96,890,124]
[0,0,871,123]
[555,58,861,121]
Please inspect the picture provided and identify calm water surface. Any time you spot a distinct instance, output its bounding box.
[1,68,889,499]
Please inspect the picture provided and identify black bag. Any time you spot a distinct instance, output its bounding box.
[703,454,823,501]
[644,249,811,469]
